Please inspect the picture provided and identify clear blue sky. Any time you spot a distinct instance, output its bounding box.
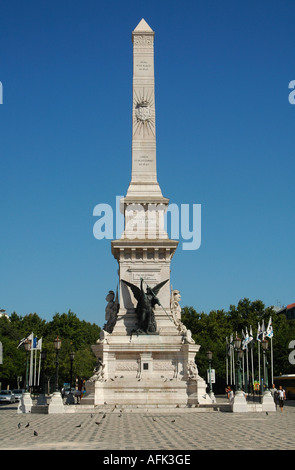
[1,0,294,328]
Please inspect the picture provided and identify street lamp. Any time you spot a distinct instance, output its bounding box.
[54,336,62,392]
[65,351,76,405]
[233,337,243,392]
[69,351,75,390]
[207,350,213,398]
[37,350,47,406]
[262,339,269,392]
[24,339,31,392]
[40,350,47,394]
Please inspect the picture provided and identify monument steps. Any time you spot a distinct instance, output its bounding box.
[31,405,49,414]
[63,403,229,413]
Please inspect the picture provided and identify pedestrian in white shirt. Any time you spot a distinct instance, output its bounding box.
[277,385,286,412]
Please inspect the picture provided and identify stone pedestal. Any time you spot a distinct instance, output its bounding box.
[36,393,47,406]
[262,390,276,412]
[48,391,65,414]
[17,392,33,414]
[232,391,248,412]
[84,314,209,407]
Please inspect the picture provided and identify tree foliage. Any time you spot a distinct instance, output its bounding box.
[0,310,101,390]
[181,299,295,393]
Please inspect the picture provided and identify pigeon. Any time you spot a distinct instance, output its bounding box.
[171,419,175,423]
[152,417,157,422]
[95,421,101,425]
[25,422,30,428]
[76,424,82,427]
[102,413,106,419]
[266,412,269,415]
[34,431,38,436]
[17,423,21,429]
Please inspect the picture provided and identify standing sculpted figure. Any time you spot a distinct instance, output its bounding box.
[170,289,195,344]
[88,358,105,382]
[103,287,119,334]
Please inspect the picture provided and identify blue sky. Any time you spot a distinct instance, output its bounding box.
[1,0,294,328]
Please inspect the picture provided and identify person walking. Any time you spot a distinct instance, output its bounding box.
[271,384,278,409]
[277,385,286,412]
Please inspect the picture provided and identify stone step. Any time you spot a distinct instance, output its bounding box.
[31,405,48,414]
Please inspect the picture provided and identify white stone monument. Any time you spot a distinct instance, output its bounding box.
[84,19,209,408]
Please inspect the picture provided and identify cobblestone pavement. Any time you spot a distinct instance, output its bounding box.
[0,399,294,451]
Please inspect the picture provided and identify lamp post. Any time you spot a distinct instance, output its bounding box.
[24,339,32,392]
[69,351,75,390]
[66,351,75,405]
[207,350,213,398]
[262,339,269,392]
[233,336,243,392]
[54,336,62,393]
[260,337,276,411]
[40,350,47,394]
[37,350,47,406]
[232,335,248,412]
[48,337,65,413]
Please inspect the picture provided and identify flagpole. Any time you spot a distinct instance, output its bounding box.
[258,341,261,394]
[232,347,236,385]
[29,346,34,387]
[226,338,228,385]
[251,344,254,393]
[34,348,37,386]
[37,339,42,386]
[271,336,273,385]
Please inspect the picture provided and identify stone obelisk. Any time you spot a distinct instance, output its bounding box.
[86,20,208,408]
[125,18,166,201]
[112,18,177,320]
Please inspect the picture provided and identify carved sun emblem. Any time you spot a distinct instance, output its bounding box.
[133,90,155,136]
[135,101,151,122]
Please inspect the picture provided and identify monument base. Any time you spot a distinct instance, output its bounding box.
[48,391,65,414]
[232,391,248,412]
[17,392,33,414]
[83,332,210,407]
[262,390,276,412]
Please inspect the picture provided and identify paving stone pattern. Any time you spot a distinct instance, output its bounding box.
[1,401,294,450]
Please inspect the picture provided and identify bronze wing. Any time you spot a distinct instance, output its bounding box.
[150,279,169,296]
[121,279,142,302]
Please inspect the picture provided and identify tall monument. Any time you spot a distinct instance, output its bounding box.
[85,19,208,407]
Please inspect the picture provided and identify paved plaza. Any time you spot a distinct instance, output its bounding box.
[0,397,294,452]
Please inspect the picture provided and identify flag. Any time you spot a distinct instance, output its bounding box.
[228,334,234,356]
[17,332,33,349]
[262,319,266,340]
[242,329,248,350]
[31,336,42,349]
[266,317,273,338]
[249,325,254,344]
[257,322,262,342]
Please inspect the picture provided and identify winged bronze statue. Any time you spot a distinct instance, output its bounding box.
[121,278,168,334]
